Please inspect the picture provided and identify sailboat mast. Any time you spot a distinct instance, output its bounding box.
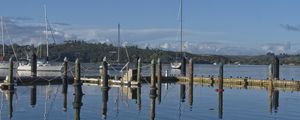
[44,5,49,61]
[117,23,120,63]
[180,0,183,58]
[1,16,4,57]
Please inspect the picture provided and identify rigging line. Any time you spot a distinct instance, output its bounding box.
[46,84,60,118]
[3,22,18,61]
[46,19,56,44]
[1,16,4,57]
[43,83,49,120]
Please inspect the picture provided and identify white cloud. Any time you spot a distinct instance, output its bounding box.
[3,17,300,55]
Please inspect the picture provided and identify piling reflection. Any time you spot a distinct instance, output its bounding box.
[73,81,83,120]
[218,92,223,119]
[63,92,67,112]
[157,82,161,104]
[30,84,36,107]
[268,89,279,113]
[7,90,14,119]
[273,90,279,110]
[150,91,156,120]
[102,88,109,119]
[180,84,186,102]
[137,87,141,111]
[188,83,193,110]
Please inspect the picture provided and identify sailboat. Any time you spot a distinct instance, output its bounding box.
[101,24,128,72]
[171,0,183,69]
[0,16,19,69]
[17,5,62,71]
[0,16,8,69]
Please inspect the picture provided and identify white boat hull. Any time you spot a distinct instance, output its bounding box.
[171,62,182,69]
[17,64,62,71]
[0,62,18,69]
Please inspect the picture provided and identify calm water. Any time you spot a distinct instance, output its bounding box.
[0,64,300,119]
[0,84,299,120]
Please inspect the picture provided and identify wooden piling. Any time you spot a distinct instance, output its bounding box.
[8,57,14,91]
[150,59,156,96]
[137,58,141,86]
[157,58,162,104]
[218,63,224,92]
[101,59,109,89]
[31,52,37,77]
[73,58,83,120]
[189,58,193,85]
[273,57,279,80]
[62,57,68,94]
[8,57,14,118]
[268,64,274,91]
[188,58,193,107]
[181,57,186,76]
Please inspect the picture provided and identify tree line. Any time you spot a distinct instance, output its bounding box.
[1,40,300,65]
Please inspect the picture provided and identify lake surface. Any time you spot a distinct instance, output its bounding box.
[0,84,299,120]
[0,64,299,120]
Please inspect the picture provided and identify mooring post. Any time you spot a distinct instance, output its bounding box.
[157,58,162,104]
[188,58,193,107]
[150,59,156,97]
[62,57,68,94]
[218,63,224,92]
[8,57,14,119]
[181,57,186,76]
[101,59,109,89]
[73,58,83,120]
[268,64,274,96]
[137,58,141,86]
[273,57,279,80]
[31,52,37,77]
[149,59,157,120]
[8,57,14,91]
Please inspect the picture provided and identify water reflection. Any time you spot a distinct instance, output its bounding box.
[102,88,109,119]
[73,81,83,120]
[180,84,186,102]
[30,84,37,107]
[188,83,193,110]
[269,89,280,113]
[150,91,156,120]
[137,87,141,111]
[8,90,14,119]
[0,82,294,120]
[218,92,223,119]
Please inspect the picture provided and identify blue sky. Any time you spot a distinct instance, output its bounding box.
[1,0,300,55]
